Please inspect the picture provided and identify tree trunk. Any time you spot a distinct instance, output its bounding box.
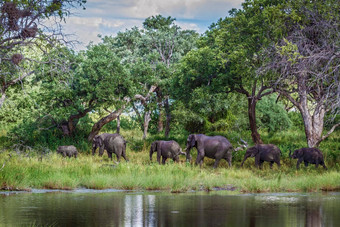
[143,110,151,139]
[88,108,124,142]
[156,89,164,133]
[248,97,263,144]
[164,98,171,138]
[0,92,6,108]
[300,103,325,148]
[116,114,120,134]
[277,75,332,148]
[61,107,93,136]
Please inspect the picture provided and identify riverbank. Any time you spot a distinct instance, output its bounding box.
[1,151,339,193]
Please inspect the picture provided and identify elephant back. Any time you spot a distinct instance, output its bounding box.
[104,134,124,149]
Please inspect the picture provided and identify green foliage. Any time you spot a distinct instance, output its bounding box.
[256,95,292,133]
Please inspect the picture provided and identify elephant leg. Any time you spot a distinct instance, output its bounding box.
[199,158,204,168]
[196,155,204,167]
[304,161,309,167]
[241,156,248,167]
[259,160,264,169]
[157,152,161,164]
[108,152,113,161]
[270,162,273,169]
[162,156,167,165]
[225,157,232,167]
[116,153,120,162]
[122,152,128,162]
[276,160,281,168]
[196,151,205,166]
[213,159,220,169]
[226,155,232,167]
[315,161,319,169]
[296,159,302,169]
[322,162,327,170]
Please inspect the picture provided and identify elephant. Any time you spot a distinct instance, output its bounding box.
[92,133,119,156]
[289,147,327,170]
[149,140,186,164]
[240,144,281,169]
[185,134,233,168]
[57,145,78,158]
[102,134,128,162]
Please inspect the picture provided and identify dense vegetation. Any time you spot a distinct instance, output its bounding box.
[0,0,339,192]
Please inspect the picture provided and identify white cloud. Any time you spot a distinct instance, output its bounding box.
[62,0,243,49]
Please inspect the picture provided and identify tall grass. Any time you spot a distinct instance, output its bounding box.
[0,146,339,193]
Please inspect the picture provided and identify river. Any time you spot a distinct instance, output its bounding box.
[0,190,339,226]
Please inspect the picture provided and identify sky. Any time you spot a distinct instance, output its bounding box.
[62,0,243,50]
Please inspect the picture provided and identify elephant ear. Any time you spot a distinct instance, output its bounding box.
[98,137,104,147]
[156,141,161,151]
[93,135,98,147]
[297,149,304,158]
[190,135,196,147]
[250,145,260,157]
[152,141,157,151]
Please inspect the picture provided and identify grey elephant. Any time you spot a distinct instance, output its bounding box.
[150,140,186,164]
[289,147,327,170]
[102,134,128,162]
[92,133,119,156]
[241,144,281,169]
[57,145,78,158]
[185,134,233,168]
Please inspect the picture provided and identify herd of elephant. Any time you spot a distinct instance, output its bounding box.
[56,133,327,170]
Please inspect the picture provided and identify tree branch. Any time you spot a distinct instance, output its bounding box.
[317,122,340,146]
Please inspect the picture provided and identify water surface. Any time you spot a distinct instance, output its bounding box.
[0,190,339,226]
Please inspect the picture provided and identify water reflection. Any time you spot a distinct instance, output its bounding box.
[0,191,339,226]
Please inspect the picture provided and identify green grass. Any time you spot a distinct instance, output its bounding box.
[0,128,339,193]
[0,148,339,193]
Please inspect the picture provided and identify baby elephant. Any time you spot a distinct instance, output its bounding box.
[241,144,281,169]
[289,147,327,170]
[150,140,185,164]
[57,145,78,158]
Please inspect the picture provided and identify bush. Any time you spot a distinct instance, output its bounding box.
[256,95,292,133]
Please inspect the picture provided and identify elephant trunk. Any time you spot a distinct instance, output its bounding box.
[185,147,192,162]
[92,145,96,156]
[179,148,186,156]
[149,148,154,161]
[98,146,105,157]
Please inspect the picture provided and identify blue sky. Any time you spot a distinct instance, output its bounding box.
[62,0,243,50]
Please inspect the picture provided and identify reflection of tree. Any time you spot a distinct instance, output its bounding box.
[1,193,339,226]
[305,202,323,227]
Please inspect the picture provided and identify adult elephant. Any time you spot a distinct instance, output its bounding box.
[102,134,128,162]
[241,144,281,169]
[150,140,186,164]
[92,133,118,156]
[185,134,233,168]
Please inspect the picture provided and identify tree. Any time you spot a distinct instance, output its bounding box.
[264,0,340,147]
[101,16,198,139]
[175,0,287,143]
[0,0,86,107]
[142,15,198,137]
[34,42,130,139]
